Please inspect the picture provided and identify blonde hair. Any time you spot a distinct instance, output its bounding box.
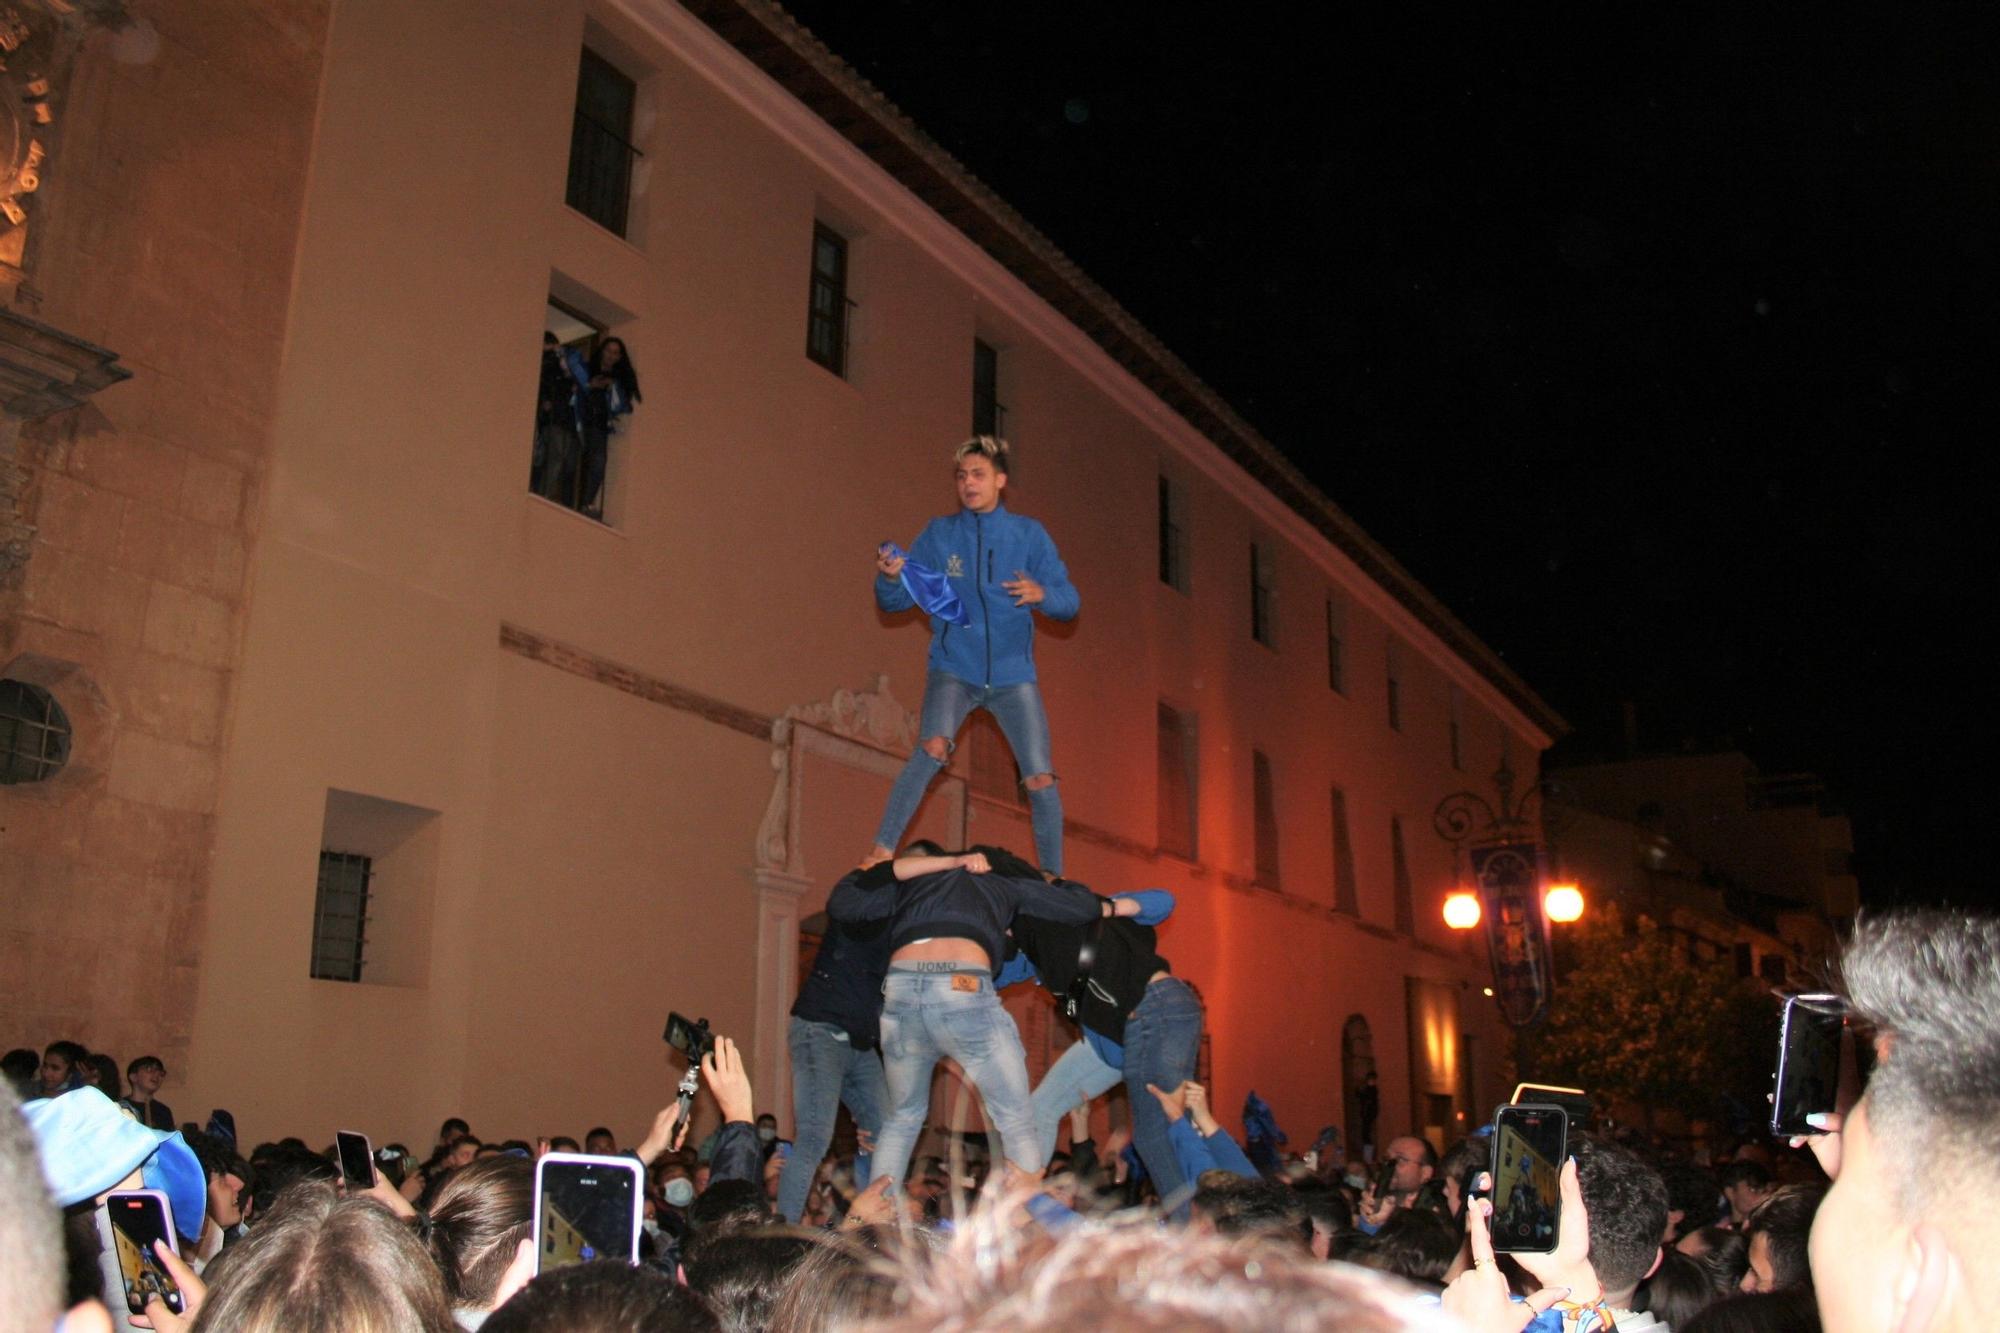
[953,436,1010,474]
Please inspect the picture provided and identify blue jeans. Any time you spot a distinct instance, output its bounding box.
[1122,977,1204,1213]
[872,670,1064,873]
[870,968,1040,1193]
[776,1017,887,1224]
[1029,1038,1121,1166]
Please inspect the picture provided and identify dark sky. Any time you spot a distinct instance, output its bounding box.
[780,1,1993,907]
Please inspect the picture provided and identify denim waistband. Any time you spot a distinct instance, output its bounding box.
[887,962,992,975]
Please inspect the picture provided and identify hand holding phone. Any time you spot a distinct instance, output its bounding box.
[1489,1104,1567,1254]
[106,1191,185,1317]
[336,1130,376,1190]
[1770,993,1845,1138]
[533,1153,644,1274]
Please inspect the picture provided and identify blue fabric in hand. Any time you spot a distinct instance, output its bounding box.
[881,542,971,626]
[1113,889,1175,926]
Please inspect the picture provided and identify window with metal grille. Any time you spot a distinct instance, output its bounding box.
[1252,749,1280,886]
[1158,476,1189,593]
[312,851,372,982]
[807,223,850,375]
[1331,785,1358,914]
[566,48,640,237]
[1325,596,1346,694]
[1250,542,1275,647]
[1390,816,1415,933]
[972,339,1006,437]
[0,679,71,784]
[1157,703,1198,859]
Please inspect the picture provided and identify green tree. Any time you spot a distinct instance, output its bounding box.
[1531,905,1774,1132]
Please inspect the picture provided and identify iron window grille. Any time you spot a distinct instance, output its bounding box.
[1159,476,1189,593]
[312,851,372,982]
[566,48,641,237]
[0,679,71,785]
[807,223,851,375]
[972,339,1007,437]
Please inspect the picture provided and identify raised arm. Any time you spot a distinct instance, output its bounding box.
[826,863,899,922]
[1005,874,1114,926]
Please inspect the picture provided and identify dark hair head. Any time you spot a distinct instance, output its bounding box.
[1191,1176,1307,1246]
[549,1136,581,1154]
[1573,1135,1670,1297]
[247,1140,337,1218]
[683,1232,815,1332]
[900,839,948,857]
[195,1181,455,1331]
[1659,1159,1721,1235]
[2,1048,39,1086]
[1682,1226,1748,1282]
[1838,909,2000,1216]
[1744,1183,1825,1292]
[588,337,641,402]
[1682,1287,1824,1333]
[83,1053,122,1096]
[43,1040,86,1065]
[1641,1249,1736,1330]
[1349,1207,1458,1288]
[543,331,558,345]
[1717,1160,1772,1191]
[586,1127,615,1143]
[439,1118,470,1140]
[425,1155,532,1307]
[183,1128,252,1188]
[126,1055,166,1079]
[1290,1176,1353,1234]
[684,1180,772,1262]
[970,845,1043,881]
[484,1260,716,1333]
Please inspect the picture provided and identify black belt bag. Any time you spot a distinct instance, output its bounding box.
[1063,919,1114,1021]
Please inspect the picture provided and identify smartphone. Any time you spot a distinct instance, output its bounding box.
[1370,1157,1398,1200]
[533,1153,643,1274]
[105,1190,185,1317]
[1490,1104,1567,1253]
[1771,993,1845,1137]
[336,1130,376,1189]
[663,1012,715,1064]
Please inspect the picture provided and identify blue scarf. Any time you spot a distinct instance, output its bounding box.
[881,543,971,626]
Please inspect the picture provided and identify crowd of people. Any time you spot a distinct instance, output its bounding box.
[9,440,1996,1329]
[7,907,1996,1331]
[531,330,642,520]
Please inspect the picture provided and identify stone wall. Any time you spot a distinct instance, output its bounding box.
[0,0,328,1086]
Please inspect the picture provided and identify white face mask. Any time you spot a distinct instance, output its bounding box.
[756,1126,777,1143]
[1344,1172,1368,1190]
[664,1178,695,1208]
[642,1217,662,1239]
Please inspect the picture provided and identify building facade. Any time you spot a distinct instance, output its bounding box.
[3,0,1564,1157]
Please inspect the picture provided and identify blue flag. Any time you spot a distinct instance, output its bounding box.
[881,542,971,626]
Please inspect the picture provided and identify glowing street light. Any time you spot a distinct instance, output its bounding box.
[1544,883,1585,923]
[1443,891,1483,930]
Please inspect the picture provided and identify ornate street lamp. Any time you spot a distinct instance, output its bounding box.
[1433,759,1576,1027]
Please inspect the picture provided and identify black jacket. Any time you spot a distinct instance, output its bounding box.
[1007,916,1169,1044]
[827,864,1103,970]
[791,886,896,1050]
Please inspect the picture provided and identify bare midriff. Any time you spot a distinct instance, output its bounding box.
[892,938,991,968]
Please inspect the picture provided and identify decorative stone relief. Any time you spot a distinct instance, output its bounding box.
[754,674,916,874]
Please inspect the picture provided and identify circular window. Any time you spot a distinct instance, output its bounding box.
[0,678,72,784]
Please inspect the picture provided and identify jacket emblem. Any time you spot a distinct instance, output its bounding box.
[946,554,965,578]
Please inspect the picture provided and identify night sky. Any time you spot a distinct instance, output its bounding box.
[779,2,1992,907]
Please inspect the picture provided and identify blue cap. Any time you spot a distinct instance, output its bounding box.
[21,1088,208,1242]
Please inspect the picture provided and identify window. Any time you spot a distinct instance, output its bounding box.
[1157,703,1198,859]
[1325,596,1346,694]
[1158,475,1189,593]
[807,223,850,375]
[1331,786,1358,914]
[312,851,371,982]
[1386,640,1403,732]
[1390,815,1414,933]
[532,297,607,514]
[1448,687,1464,771]
[1252,749,1280,886]
[1250,542,1275,647]
[566,47,640,236]
[972,339,1005,437]
[0,678,71,784]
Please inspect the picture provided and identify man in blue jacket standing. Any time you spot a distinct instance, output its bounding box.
[869,436,1080,873]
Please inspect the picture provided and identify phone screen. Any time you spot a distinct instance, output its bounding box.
[535,1154,641,1273]
[336,1130,375,1188]
[1771,994,1844,1137]
[107,1192,184,1316]
[1491,1105,1566,1253]
[663,1012,711,1063]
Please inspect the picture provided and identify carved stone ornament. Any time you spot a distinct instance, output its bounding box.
[1,0,129,284]
[754,675,917,873]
